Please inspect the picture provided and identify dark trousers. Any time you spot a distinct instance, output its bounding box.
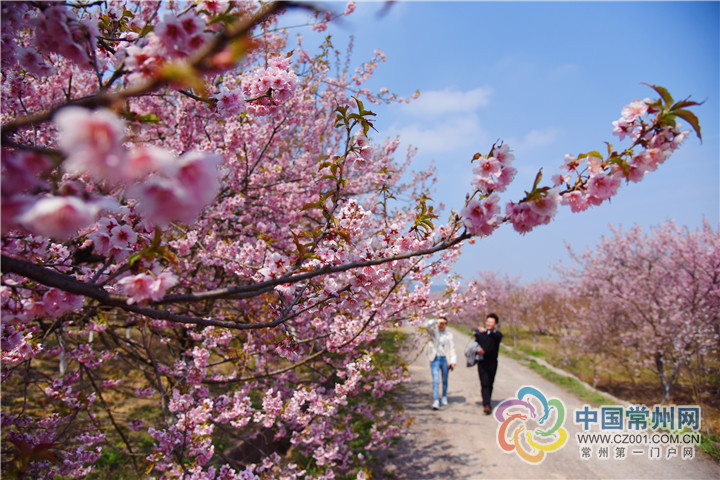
[477,361,498,407]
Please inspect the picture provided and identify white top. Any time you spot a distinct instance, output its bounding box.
[424,318,457,365]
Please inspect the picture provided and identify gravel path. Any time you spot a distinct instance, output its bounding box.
[372,326,720,479]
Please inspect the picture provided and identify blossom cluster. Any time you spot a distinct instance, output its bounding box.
[460,93,693,235]
[1,3,98,77]
[241,55,299,116]
[560,99,688,213]
[460,143,517,236]
[2,106,221,242]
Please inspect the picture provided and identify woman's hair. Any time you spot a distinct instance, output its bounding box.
[487,313,499,324]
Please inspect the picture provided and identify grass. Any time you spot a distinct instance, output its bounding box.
[525,359,618,406]
[699,433,720,462]
[500,344,615,407]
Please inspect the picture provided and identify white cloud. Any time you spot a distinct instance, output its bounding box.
[549,63,579,79]
[390,114,488,154]
[521,127,561,149]
[505,127,562,159]
[400,87,493,117]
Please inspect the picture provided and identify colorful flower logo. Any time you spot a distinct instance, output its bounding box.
[494,386,568,464]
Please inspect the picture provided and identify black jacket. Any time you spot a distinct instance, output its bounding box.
[474,329,503,364]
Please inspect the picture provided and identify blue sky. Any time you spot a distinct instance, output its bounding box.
[285,1,719,283]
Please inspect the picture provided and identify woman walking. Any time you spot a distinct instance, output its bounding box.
[424,318,457,410]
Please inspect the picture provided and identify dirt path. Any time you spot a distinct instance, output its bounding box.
[373,326,720,479]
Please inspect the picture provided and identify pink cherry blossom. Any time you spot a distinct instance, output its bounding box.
[620,98,649,123]
[560,220,719,402]
[200,0,230,15]
[216,88,247,117]
[586,171,621,203]
[494,165,517,192]
[505,200,550,234]
[560,190,590,213]
[472,156,502,181]
[174,151,222,208]
[344,2,357,16]
[116,270,178,305]
[39,288,85,318]
[15,46,56,77]
[124,36,165,81]
[612,118,635,141]
[55,107,127,181]
[1,150,51,197]
[124,145,174,181]
[109,224,137,251]
[30,5,96,67]
[561,153,580,172]
[17,195,116,241]
[492,143,515,166]
[127,176,200,228]
[116,273,154,304]
[460,193,501,236]
[156,13,190,55]
[527,189,560,218]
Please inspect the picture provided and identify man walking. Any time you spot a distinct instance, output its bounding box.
[475,313,503,415]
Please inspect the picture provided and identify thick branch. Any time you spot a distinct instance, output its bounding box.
[1,254,239,329]
[1,231,468,330]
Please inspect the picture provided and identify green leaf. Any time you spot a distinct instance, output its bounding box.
[604,141,614,157]
[122,112,162,124]
[290,231,306,257]
[206,12,239,26]
[672,109,702,141]
[161,63,207,96]
[671,99,702,110]
[302,201,322,211]
[128,252,143,268]
[335,229,352,243]
[577,151,603,161]
[531,169,543,190]
[643,83,673,106]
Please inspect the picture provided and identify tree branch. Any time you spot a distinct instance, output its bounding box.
[1,231,468,330]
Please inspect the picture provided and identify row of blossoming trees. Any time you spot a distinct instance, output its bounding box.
[0,1,703,478]
[457,220,719,430]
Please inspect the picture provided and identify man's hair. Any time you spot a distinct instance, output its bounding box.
[487,313,499,324]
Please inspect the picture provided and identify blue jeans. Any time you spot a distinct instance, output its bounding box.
[430,356,449,401]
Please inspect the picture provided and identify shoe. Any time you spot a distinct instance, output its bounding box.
[432,400,440,410]
[484,405,492,415]
[441,397,448,406]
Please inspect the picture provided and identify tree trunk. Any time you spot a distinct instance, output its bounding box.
[656,353,671,403]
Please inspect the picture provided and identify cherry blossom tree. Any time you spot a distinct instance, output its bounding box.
[559,220,720,403]
[447,270,520,340]
[453,272,575,354]
[0,1,702,478]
